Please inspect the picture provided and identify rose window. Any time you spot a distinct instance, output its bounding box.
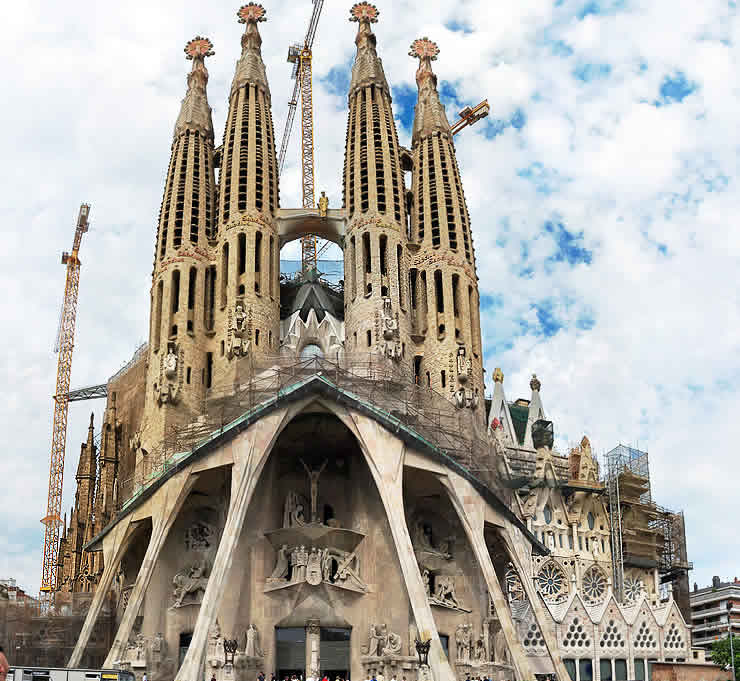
[582,567,607,604]
[623,576,645,603]
[536,562,568,603]
[505,564,526,603]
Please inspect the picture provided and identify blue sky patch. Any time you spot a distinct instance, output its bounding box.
[658,72,697,104]
[392,83,417,131]
[483,108,527,138]
[322,58,353,98]
[573,62,612,82]
[445,19,473,34]
[533,300,564,337]
[517,163,571,196]
[545,221,593,266]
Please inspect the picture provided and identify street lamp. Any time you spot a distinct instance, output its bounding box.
[728,601,736,681]
[414,637,431,667]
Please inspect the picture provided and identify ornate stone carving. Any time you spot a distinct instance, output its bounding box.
[283,490,307,528]
[367,623,387,657]
[155,341,184,405]
[245,623,263,657]
[382,631,403,656]
[455,623,472,662]
[268,544,290,581]
[306,547,323,585]
[474,635,486,662]
[290,545,309,582]
[172,557,209,608]
[431,575,464,610]
[378,297,401,360]
[184,520,215,552]
[413,520,452,560]
[453,346,479,410]
[207,620,224,669]
[300,458,328,523]
[227,299,252,359]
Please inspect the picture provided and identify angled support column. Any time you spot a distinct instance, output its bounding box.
[68,515,135,667]
[503,523,570,681]
[104,470,198,667]
[348,413,456,681]
[175,408,291,681]
[439,474,535,681]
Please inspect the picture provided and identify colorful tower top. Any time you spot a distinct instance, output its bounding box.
[233,3,269,96]
[174,36,215,140]
[409,36,450,143]
[348,2,388,97]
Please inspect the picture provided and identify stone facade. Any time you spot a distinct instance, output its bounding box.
[54,4,692,681]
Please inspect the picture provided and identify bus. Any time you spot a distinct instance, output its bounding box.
[7,669,135,681]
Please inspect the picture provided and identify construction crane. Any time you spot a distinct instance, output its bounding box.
[278,0,324,275]
[40,203,90,604]
[450,99,490,136]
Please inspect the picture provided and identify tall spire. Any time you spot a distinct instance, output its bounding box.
[349,3,389,95]
[409,37,451,144]
[233,3,270,96]
[174,37,215,140]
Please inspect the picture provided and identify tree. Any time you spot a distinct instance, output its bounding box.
[711,634,740,672]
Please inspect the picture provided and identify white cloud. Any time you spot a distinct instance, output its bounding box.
[1,0,738,594]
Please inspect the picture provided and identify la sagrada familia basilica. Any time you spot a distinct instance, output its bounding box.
[55,3,692,681]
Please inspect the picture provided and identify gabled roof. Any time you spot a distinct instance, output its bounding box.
[86,373,547,555]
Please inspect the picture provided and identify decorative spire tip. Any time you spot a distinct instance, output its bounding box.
[237,3,267,23]
[350,2,379,23]
[530,374,541,392]
[409,37,440,61]
[493,367,504,384]
[185,36,214,60]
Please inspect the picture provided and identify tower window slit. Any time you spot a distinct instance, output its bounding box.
[371,95,386,214]
[190,135,201,244]
[264,100,276,212]
[469,285,479,355]
[159,137,179,259]
[452,274,460,318]
[427,138,440,247]
[441,370,446,388]
[382,96,402,223]
[360,92,369,213]
[350,236,357,299]
[205,352,213,389]
[439,140,457,250]
[238,233,246,276]
[434,269,444,313]
[222,94,238,224]
[254,231,262,294]
[414,356,422,385]
[238,86,251,212]
[416,147,425,242]
[204,265,216,331]
[153,280,163,350]
[347,94,358,216]
[379,235,387,275]
[170,269,180,336]
[363,232,372,274]
[188,267,197,310]
[409,269,418,310]
[269,236,274,299]
[221,243,229,308]
[396,244,403,306]
[255,93,264,212]
[173,131,190,249]
[204,141,213,239]
[367,329,372,347]
[420,270,428,333]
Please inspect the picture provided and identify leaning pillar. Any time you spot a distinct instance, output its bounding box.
[68,516,135,667]
[347,413,456,681]
[104,470,198,667]
[439,474,535,681]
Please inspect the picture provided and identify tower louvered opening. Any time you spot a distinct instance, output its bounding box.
[222,94,238,224]
[238,86,251,212]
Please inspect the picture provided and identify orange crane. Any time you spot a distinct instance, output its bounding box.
[278,0,324,275]
[450,99,490,135]
[40,203,90,604]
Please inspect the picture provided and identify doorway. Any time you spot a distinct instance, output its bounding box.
[320,627,351,680]
[276,627,307,680]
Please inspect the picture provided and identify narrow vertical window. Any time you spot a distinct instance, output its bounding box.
[254,90,264,212]
[409,269,418,310]
[173,131,190,249]
[379,235,388,275]
[269,236,275,299]
[190,133,201,244]
[428,138,440,247]
[221,243,229,308]
[363,232,372,295]
[396,244,403,307]
[350,236,357,299]
[359,91,369,212]
[254,231,262,294]
[238,233,246,275]
[371,94,386,214]
[188,267,197,310]
[255,329,260,346]
[222,93,238,224]
[452,274,460,318]
[154,280,163,350]
[205,265,216,331]
[170,269,180,337]
[205,352,213,389]
[238,85,251,212]
[366,329,372,347]
[441,370,446,388]
[434,270,444,313]
[414,356,422,385]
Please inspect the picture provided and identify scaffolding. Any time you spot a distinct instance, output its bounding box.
[605,444,691,611]
[115,353,496,511]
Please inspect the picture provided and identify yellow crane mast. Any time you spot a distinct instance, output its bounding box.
[40,203,90,604]
[279,0,324,275]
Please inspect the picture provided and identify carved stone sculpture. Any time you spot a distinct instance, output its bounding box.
[172,557,209,608]
[379,298,401,360]
[269,544,290,581]
[184,519,214,552]
[283,490,307,528]
[245,623,263,657]
[155,341,183,405]
[227,299,251,359]
[367,623,387,657]
[306,547,322,585]
[413,521,452,560]
[493,626,509,665]
[300,458,328,523]
[382,631,402,656]
[474,635,486,662]
[431,575,461,610]
[455,623,471,662]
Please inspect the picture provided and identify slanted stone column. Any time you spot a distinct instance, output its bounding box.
[68,515,136,667]
[175,408,291,680]
[439,473,534,681]
[104,470,198,667]
[347,412,456,681]
[503,523,570,681]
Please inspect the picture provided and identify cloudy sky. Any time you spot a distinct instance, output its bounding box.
[2,0,738,595]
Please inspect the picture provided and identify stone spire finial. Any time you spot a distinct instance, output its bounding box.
[409,37,450,143]
[348,2,389,95]
[530,374,541,392]
[493,367,504,383]
[232,3,270,96]
[174,36,215,139]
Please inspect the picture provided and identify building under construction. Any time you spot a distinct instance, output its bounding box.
[20,3,694,680]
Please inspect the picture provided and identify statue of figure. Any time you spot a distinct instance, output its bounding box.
[434,575,460,609]
[290,547,300,582]
[380,298,401,359]
[413,521,451,559]
[421,568,431,596]
[227,301,251,359]
[300,459,328,523]
[284,491,307,528]
[368,623,387,657]
[269,544,290,580]
[208,620,224,669]
[318,191,329,218]
[245,623,263,657]
[295,545,309,582]
[455,624,468,661]
[321,548,333,582]
[172,557,209,607]
[456,346,470,384]
[307,547,323,585]
[382,631,402,656]
[493,626,508,665]
[474,635,486,662]
[331,548,366,591]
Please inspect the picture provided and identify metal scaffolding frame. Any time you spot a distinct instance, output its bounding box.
[115,353,494,510]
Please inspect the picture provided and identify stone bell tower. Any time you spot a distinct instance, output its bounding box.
[211,2,281,389]
[407,37,484,415]
[144,36,217,452]
[342,2,411,362]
